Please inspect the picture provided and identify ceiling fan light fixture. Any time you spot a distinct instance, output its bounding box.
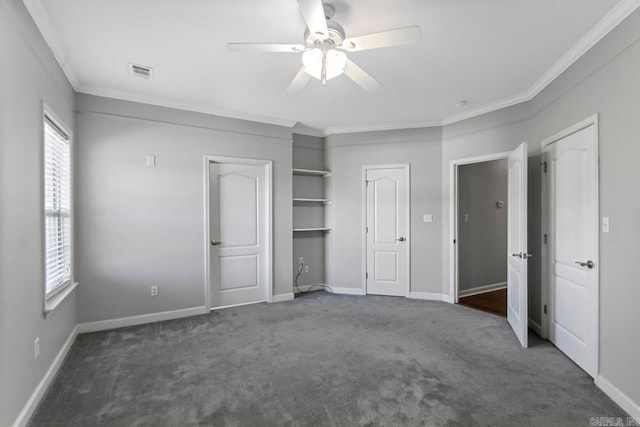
[302,48,347,81]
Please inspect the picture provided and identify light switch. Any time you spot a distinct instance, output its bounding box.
[146,155,156,167]
[423,214,433,223]
[602,217,609,233]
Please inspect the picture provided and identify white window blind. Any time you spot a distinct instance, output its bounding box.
[44,116,72,298]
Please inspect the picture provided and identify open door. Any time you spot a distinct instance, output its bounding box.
[507,142,528,347]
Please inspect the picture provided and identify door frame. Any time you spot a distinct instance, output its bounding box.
[448,151,511,304]
[540,114,599,373]
[203,155,273,310]
[361,164,411,297]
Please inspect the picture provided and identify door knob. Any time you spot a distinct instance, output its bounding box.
[211,240,221,246]
[397,237,406,242]
[512,252,532,259]
[575,260,594,269]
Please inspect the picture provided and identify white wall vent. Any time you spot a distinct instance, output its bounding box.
[129,63,153,79]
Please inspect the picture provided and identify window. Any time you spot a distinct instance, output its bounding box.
[44,114,72,299]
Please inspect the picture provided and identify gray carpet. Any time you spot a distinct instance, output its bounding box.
[29,293,624,426]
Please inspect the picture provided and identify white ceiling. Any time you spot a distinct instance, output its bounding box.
[25,0,637,135]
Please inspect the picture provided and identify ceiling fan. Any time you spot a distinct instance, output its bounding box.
[227,0,422,92]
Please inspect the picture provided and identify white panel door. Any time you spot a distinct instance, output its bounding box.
[548,125,598,377]
[507,142,528,348]
[210,163,267,308]
[366,167,408,296]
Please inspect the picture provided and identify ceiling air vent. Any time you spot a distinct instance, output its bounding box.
[129,63,153,79]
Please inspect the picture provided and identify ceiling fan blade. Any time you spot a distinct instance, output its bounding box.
[227,43,306,53]
[342,26,422,52]
[297,0,329,39]
[343,60,381,92]
[287,67,311,92]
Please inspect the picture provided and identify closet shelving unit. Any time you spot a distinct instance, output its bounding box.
[292,168,332,233]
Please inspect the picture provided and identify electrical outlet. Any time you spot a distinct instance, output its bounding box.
[34,337,40,359]
[304,265,309,273]
[151,285,159,296]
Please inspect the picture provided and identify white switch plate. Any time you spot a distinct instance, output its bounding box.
[423,214,433,223]
[602,217,609,233]
[146,155,156,167]
[304,265,309,273]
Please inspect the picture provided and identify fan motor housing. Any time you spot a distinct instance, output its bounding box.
[304,4,345,47]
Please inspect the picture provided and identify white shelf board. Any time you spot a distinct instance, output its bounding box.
[292,227,332,232]
[292,168,331,177]
[293,198,332,204]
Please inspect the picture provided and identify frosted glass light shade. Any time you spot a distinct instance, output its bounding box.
[302,48,347,80]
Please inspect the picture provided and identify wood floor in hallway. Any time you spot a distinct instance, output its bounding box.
[459,288,507,317]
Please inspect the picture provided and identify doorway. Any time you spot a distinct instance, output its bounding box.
[363,165,410,297]
[542,115,599,378]
[204,156,273,309]
[456,158,508,317]
[450,143,529,347]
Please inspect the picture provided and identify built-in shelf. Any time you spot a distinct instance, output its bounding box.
[292,168,331,234]
[293,168,332,177]
[293,227,332,232]
[293,198,332,204]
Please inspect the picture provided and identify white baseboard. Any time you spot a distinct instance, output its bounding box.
[442,294,455,304]
[271,293,294,303]
[211,300,265,310]
[327,287,366,296]
[596,375,640,419]
[458,282,507,298]
[12,325,78,427]
[77,306,208,333]
[528,318,543,337]
[293,283,328,293]
[408,292,444,301]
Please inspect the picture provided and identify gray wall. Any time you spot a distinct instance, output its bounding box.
[4,0,639,416]
[292,134,326,289]
[528,7,640,408]
[325,127,443,294]
[0,1,77,425]
[439,103,539,323]
[436,5,640,407]
[74,94,294,323]
[457,159,508,292]
[441,103,532,295]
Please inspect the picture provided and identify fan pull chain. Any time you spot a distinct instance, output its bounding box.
[321,46,328,86]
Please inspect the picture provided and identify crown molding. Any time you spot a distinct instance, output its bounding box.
[527,0,640,100]
[77,85,298,129]
[323,119,442,136]
[23,0,80,88]
[292,124,325,138]
[440,92,530,127]
[441,0,640,128]
[24,0,640,136]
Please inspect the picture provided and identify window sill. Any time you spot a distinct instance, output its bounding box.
[44,281,78,316]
